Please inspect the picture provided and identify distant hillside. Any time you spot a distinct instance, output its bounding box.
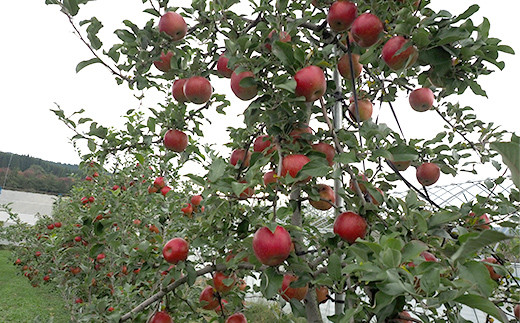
[0,152,78,195]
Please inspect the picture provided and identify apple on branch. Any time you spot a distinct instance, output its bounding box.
[183,76,212,104]
[231,70,257,101]
[164,129,188,152]
[333,211,367,244]
[226,313,247,323]
[149,311,173,323]
[230,149,251,167]
[382,36,418,70]
[312,142,335,166]
[327,1,357,32]
[351,13,383,48]
[348,99,373,122]
[416,162,440,186]
[338,53,362,80]
[409,88,435,112]
[309,184,336,210]
[217,54,233,78]
[265,30,291,51]
[252,225,292,266]
[158,11,187,41]
[153,51,173,72]
[172,79,188,102]
[279,274,309,301]
[294,66,327,102]
[162,238,189,264]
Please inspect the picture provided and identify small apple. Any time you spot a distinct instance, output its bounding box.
[282,154,311,178]
[327,1,357,32]
[164,129,188,152]
[149,311,173,323]
[294,65,327,102]
[253,135,274,154]
[289,125,313,142]
[367,188,384,206]
[75,298,83,304]
[468,212,491,230]
[160,186,171,196]
[71,267,81,275]
[382,36,418,70]
[172,78,188,102]
[351,13,383,48]
[183,76,212,104]
[47,224,54,230]
[213,271,236,293]
[230,149,251,167]
[263,171,277,186]
[88,196,95,203]
[416,162,440,186]
[409,88,434,112]
[148,185,159,194]
[309,184,336,210]
[154,177,166,189]
[35,251,42,257]
[265,30,291,51]
[348,99,373,122]
[217,54,233,78]
[252,225,292,266]
[162,238,189,264]
[85,176,92,181]
[112,185,120,191]
[338,53,362,80]
[191,195,203,206]
[153,51,173,72]
[316,286,329,304]
[279,274,309,301]
[182,203,193,216]
[482,257,502,280]
[15,259,21,265]
[333,211,367,244]
[420,251,438,262]
[231,71,257,101]
[96,253,106,262]
[43,275,50,282]
[199,286,219,310]
[149,224,160,234]
[514,304,519,320]
[158,11,187,41]
[226,313,247,323]
[312,142,335,166]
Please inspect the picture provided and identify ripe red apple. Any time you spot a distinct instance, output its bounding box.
[154,177,166,189]
[160,186,171,196]
[112,185,120,191]
[514,304,520,320]
[348,99,373,122]
[409,88,435,112]
[171,78,188,102]
[75,298,83,304]
[279,274,309,301]
[252,225,292,266]
[289,125,313,142]
[199,286,219,310]
[85,176,93,181]
[309,184,336,210]
[327,1,357,32]
[351,13,383,48]
[148,185,159,194]
[230,149,251,167]
[382,36,418,70]
[253,135,274,154]
[158,11,187,41]
[149,311,173,323]
[226,312,247,323]
[213,271,236,293]
[153,51,173,72]
[217,54,233,78]
[164,129,188,152]
[416,162,440,186]
[162,238,189,264]
[231,71,257,101]
[35,251,42,257]
[43,275,50,282]
[338,53,362,80]
[316,286,329,304]
[282,154,311,178]
[265,30,291,51]
[183,76,212,104]
[47,224,54,230]
[312,142,335,166]
[191,195,203,206]
[96,253,106,261]
[263,171,277,186]
[88,196,95,203]
[238,181,255,199]
[482,257,502,280]
[420,251,438,262]
[468,212,491,230]
[333,211,367,244]
[71,267,81,275]
[294,65,327,102]
[396,311,413,323]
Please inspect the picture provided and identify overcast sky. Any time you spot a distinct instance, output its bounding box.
[0,0,518,185]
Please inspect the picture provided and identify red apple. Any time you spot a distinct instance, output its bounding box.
[327,1,357,32]
[468,212,491,230]
[231,71,257,101]
[294,65,327,102]
[217,54,233,78]
[191,195,203,206]
[171,78,188,102]
[514,304,519,320]
[74,236,82,242]
[382,36,418,70]
[416,162,440,186]
[289,125,313,142]
[226,313,247,323]
[153,51,173,72]
[316,286,329,304]
[420,251,438,262]
[85,176,92,181]
[263,171,277,186]
[158,11,187,41]
[213,271,236,293]
[312,142,335,166]
[252,225,292,266]
[279,274,309,301]
[112,185,120,191]
[35,251,42,257]
[409,88,435,112]
[348,99,373,122]
[162,238,189,264]
[338,53,362,80]
[482,257,502,280]
[88,196,95,203]
[149,311,173,323]
[164,129,188,152]
[154,176,166,189]
[265,30,291,51]
[183,76,212,104]
[71,267,81,275]
[148,185,159,194]
[309,184,336,210]
[96,253,106,261]
[43,275,50,282]
[199,286,219,310]
[253,135,274,154]
[351,13,383,48]
[75,298,83,304]
[160,186,171,196]
[238,181,255,199]
[333,211,367,244]
[396,311,413,323]
[282,154,311,178]
[230,149,251,167]
[47,224,54,230]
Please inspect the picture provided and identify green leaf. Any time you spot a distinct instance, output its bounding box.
[420,267,440,296]
[455,294,508,322]
[231,181,248,197]
[459,261,496,297]
[328,253,342,281]
[381,248,401,268]
[89,244,104,258]
[497,45,515,55]
[453,4,479,23]
[76,58,102,73]
[468,79,487,97]
[208,158,226,182]
[451,230,511,263]
[262,267,283,299]
[301,158,331,177]
[186,263,197,286]
[289,298,306,317]
[87,139,96,152]
[490,141,520,189]
[401,241,428,263]
[63,0,79,16]
[272,41,296,72]
[275,79,296,93]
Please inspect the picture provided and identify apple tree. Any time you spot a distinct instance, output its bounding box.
[4,0,520,322]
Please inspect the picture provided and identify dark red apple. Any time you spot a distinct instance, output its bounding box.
[253,135,274,154]
[482,257,502,280]
[172,78,188,102]
[316,286,329,304]
[230,149,251,167]
[351,13,383,48]
[382,36,418,70]
[282,154,311,178]
[416,162,440,186]
[327,1,357,32]
[158,11,187,41]
[149,311,173,323]
[213,271,235,293]
[160,186,171,196]
[294,66,327,102]
[191,195,203,206]
[162,238,189,264]
[199,286,219,310]
[514,304,519,320]
[217,54,233,78]
[164,129,188,152]
[338,53,362,80]
[312,142,335,166]
[226,312,247,323]
[409,88,435,112]
[231,71,257,101]
[468,212,491,230]
[309,184,336,210]
[252,225,292,266]
[153,51,173,72]
[47,224,54,230]
[333,211,367,244]
[154,177,166,189]
[289,125,313,142]
[348,99,373,122]
[183,76,212,104]
[279,274,308,301]
[265,30,291,51]
[263,171,277,186]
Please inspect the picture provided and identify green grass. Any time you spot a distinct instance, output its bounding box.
[0,249,70,322]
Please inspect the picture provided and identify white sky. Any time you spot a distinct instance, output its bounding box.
[0,1,518,186]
